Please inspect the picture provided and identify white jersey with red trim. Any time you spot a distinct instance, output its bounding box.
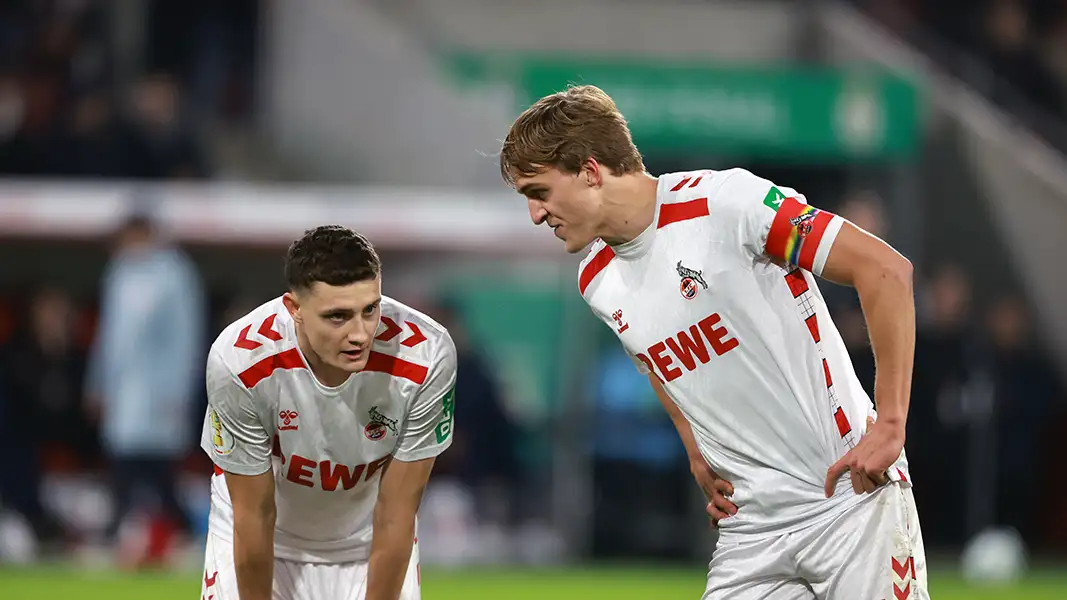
[200,295,456,563]
[579,168,910,537]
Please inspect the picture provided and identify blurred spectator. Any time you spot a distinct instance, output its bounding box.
[822,189,890,312]
[587,344,690,560]
[837,306,876,399]
[908,263,976,547]
[144,0,260,121]
[978,0,1064,117]
[979,294,1064,549]
[45,86,148,178]
[0,287,87,548]
[0,2,223,180]
[85,210,206,554]
[1042,8,1067,105]
[428,301,520,526]
[859,0,1067,140]
[6,287,96,462]
[0,71,47,175]
[126,73,210,180]
[838,189,889,238]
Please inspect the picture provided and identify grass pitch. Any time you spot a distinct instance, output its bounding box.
[1,564,1065,599]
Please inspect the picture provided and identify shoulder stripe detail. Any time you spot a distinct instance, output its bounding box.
[670,176,692,191]
[238,348,306,388]
[669,174,705,192]
[364,351,428,384]
[578,244,616,296]
[658,198,709,229]
[234,314,284,350]
[258,314,283,341]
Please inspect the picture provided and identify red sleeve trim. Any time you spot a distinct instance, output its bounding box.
[578,244,616,296]
[796,211,833,272]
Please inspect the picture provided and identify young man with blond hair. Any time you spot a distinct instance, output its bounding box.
[500,85,927,600]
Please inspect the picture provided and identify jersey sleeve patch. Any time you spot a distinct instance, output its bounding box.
[765,196,840,274]
[208,408,237,456]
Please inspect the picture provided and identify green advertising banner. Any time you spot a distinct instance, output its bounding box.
[449,54,921,161]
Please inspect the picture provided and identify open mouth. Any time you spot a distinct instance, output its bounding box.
[341,349,364,360]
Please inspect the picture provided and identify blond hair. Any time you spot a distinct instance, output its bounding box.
[499,85,645,187]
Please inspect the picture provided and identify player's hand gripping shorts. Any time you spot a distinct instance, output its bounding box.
[199,532,422,600]
[704,482,928,600]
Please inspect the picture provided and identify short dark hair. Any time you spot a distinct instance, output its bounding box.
[284,225,381,292]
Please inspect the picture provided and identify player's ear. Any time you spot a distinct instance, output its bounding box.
[282,291,302,324]
[581,158,602,188]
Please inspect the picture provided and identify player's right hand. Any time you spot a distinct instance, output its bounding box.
[691,459,737,527]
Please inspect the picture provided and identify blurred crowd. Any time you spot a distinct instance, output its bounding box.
[861,0,1067,142]
[0,0,258,179]
[0,0,1065,570]
[3,189,1063,567]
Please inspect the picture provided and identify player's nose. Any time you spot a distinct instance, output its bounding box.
[348,324,373,345]
[528,199,548,225]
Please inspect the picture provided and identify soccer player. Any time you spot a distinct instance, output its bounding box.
[199,226,457,600]
[500,86,927,599]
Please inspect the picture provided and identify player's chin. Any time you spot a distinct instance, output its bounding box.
[563,233,595,254]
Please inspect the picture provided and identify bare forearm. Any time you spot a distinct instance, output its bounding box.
[856,261,915,427]
[234,513,276,600]
[365,512,416,600]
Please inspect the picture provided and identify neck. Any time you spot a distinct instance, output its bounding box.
[295,325,350,387]
[597,172,659,246]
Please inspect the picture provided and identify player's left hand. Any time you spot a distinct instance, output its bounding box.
[824,416,903,497]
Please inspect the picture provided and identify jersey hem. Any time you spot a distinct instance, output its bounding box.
[715,484,877,542]
[206,524,372,564]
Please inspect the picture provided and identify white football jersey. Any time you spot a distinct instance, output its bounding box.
[200,295,457,563]
[579,168,910,537]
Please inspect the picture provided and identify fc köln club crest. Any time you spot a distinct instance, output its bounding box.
[365,406,399,441]
[676,261,708,300]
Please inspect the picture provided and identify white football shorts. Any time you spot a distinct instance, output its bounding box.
[200,531,421,600]
[704,482,928,600]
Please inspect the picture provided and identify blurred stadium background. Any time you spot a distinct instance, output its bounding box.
[0,0,1065,598]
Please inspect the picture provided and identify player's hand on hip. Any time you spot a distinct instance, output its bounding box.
[691,459,737,526]
[824,416,903,498]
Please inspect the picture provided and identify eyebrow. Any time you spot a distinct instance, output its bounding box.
[321,307,354,316]
[518,183,544,196]
[320,299,379,316]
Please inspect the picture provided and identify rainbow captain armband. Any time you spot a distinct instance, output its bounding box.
[765,196,842,276]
